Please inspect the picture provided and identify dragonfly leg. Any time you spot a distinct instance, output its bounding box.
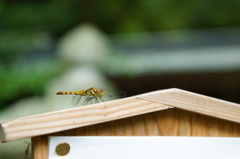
[72,95,82,106]
[99,97,105,102]
[90,100,93,104]
[84,97,94,105]
[95,97,99,103]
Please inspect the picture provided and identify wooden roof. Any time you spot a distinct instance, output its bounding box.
[1,88,240,143]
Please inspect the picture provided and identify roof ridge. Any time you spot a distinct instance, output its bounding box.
[1,88,240,142]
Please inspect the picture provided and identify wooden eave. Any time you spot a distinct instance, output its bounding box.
[1,88,240,143]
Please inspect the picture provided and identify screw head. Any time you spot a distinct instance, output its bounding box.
[55,142,70,156]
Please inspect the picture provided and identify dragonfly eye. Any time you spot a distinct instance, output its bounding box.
[97,90,104,96]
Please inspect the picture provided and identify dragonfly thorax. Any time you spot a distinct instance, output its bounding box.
[86,87,104,97]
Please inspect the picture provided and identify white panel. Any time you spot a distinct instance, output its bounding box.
[48,136,240,159]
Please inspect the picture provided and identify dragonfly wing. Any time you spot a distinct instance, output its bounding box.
[71,95,82,106]
[115,91,127,98]
[102,90,127,101]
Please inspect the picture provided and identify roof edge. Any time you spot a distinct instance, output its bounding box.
[0,96,171,143]
[0,123,6,143]
[138,88,240,123]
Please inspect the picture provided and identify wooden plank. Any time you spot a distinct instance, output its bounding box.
[44,94,240,139]
[154,110,180,136]
[49,109,240,138]
[208,118,219,137]
[233,124,240,137]
[123,118,133,135]
[138,88,240,123]
[109,120,125,136]
[190,114,209,136]
[179,110,191,136]
[31,136,48,159]
[0,97,171,142]
[142,113,159,136]
[97,122,110,136]
[131,115,146,136]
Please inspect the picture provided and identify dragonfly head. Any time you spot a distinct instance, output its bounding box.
[97,89,104,97]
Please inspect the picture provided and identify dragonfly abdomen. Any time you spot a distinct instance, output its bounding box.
[56,90,86,95]
[56,91,75,95]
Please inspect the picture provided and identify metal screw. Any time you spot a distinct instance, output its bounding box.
[55,142,70,156]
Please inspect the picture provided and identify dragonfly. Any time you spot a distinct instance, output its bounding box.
[56,87,125,106]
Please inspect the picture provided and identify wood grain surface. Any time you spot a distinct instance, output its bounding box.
[34,108,240,158]
[138,88,240,123]
[0,97,171,142]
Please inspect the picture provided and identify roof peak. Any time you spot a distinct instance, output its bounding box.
[1,88,240,142]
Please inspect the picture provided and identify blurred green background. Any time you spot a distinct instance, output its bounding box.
[1,0,240,158]
[1,0,240,111]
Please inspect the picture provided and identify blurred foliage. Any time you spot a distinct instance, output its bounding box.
[0,31,50,64]
[0,0,240,109]
[1,0,240,63]
[0,59,63,110]
[1,0,240,35]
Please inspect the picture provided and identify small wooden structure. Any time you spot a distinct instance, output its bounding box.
[1,88,240,158]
